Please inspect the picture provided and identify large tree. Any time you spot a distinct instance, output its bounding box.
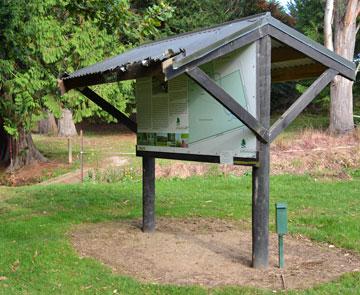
[0,0,173,171]
[324,0,359,134]
[290,0,359,133]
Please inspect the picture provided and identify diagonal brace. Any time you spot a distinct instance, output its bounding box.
[78,87,137,133]
[269,68,338,142]
[186,67,269,143]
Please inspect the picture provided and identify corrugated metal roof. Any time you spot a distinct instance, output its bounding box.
[61,12,355,91]
[64,13,266,81]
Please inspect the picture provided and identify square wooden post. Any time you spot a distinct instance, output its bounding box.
[142,156,155,232]
[252,35,271,268]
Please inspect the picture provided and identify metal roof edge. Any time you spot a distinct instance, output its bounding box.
[172,17,268,69]
[139,12,270,47]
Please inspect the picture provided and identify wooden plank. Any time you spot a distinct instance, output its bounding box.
[142,156,156,232]
[185,67,269,143]
[272,63,327,83]
[78,87,137,133]
[137,150,259,166]
[269,68,338,142]
[268,25,355,81]
[252,35,271,269]
[165,26,267,80]
[271,46,307,63]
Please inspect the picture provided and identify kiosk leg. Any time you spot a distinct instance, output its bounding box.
[142,156,155,232]
[252,145,270,268]
[252,35,271,268]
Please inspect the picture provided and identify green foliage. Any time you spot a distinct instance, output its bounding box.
[0,0,174,137]
[288,0,325,42]
[165,0,293,34]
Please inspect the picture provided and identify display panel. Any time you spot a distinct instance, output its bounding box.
[136,43,257,164]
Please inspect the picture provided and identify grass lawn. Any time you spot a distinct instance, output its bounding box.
[0,174,360,294]
[14,113,333,184]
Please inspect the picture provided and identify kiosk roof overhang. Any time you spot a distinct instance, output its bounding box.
[60,13,356,92]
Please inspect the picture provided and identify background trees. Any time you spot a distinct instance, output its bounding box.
[1,0,359,171]
[324,0,359,134]
[0,0,173,170]
[290,0,360,134]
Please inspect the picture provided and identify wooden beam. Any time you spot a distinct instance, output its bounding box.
[185,67,269,143]
[137,150,258,166]
[252,36,272,269]
[271,46,307,63]
[78,87,137,133]
[272,63,327,82]
[268,25,355,81]
[165,26,268,80]
[269,68,338,142]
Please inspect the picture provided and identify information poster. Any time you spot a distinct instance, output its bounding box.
[136,74,189,148]
[136,43,257,163]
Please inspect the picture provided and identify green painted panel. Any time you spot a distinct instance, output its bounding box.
[188,65,247,144]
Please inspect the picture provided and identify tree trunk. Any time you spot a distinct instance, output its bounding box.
[324,0,334,51]
[38,111,58,135]
[329,0,358,134]
[58,108,77,137]
[330,76,354,133]
[6,128,47,172]
[0,120,10,167]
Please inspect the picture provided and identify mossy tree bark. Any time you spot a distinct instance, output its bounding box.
[0,120,10,167]
[38,111,58,136]
[5,128,47,172]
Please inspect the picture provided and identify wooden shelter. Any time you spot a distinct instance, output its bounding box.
[58,13,356,268]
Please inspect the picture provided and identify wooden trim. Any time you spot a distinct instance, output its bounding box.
[271,46,307,63]
[78,87,137,133]
[164,27,268,81]
[269,68,338,142]
[136,150,259,166]
[268,25,355,81]
[272,63,327,83]
[185,67,269,143]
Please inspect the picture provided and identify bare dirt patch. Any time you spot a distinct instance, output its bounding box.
[71,218,360,290]
[0,161,69,186]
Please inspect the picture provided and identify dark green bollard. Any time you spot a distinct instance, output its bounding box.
[275,203,288,268]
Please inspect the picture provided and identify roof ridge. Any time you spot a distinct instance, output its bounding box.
[137,12,270,50]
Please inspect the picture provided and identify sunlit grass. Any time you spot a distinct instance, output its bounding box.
[0,174,359,294]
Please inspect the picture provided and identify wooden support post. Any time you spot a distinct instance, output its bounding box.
[80,130,84,183]
[78,87,137,133]
[142,156,155,232]
[252,35,271,268]
[67,137,72,164]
